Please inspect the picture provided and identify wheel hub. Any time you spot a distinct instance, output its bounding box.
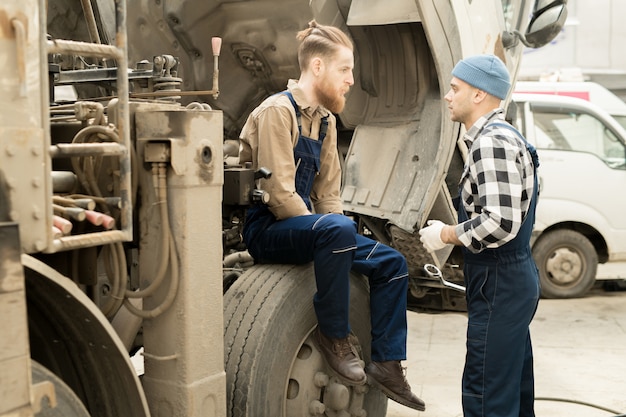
[546,247,583,285]
[285,330,369,417]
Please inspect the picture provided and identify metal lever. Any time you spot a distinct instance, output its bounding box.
[211,37,222,99]
[254,167,272,180]
[424,264,466,293]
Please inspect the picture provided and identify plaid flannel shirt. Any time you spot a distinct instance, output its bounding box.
[454,109,536,253]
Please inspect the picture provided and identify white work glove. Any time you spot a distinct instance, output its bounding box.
[419,220,448,252]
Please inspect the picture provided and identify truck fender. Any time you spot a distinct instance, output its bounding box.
[534,198,609,245]
[22,254,150,417]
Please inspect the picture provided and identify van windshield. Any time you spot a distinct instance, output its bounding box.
[531,109,626,169]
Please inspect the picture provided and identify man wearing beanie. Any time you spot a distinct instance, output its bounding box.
[419,54,541,417]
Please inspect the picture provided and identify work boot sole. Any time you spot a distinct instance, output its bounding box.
[367,373,426,411]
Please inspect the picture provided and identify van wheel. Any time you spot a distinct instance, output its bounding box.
[223,264,387,417]
[532,230,597,298]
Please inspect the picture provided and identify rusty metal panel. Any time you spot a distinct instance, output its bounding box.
[0,223,31,415]
[347,0,421,25]
[0,126,49,255]
[135,109,224,186]
[0,0,52,254]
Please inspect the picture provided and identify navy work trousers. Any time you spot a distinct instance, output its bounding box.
[462,249,540,417]
[245,212,409,361]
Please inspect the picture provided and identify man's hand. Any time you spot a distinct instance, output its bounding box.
[419,220,448,252]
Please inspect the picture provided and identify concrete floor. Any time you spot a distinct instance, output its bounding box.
[387,283,626,417]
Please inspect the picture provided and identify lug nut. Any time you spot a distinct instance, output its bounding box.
[309,400,325,415]
[314,372,329,387]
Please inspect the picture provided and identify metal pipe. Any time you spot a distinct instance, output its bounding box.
[52,196,96,210]
[51,171,78,193]
[49,142,126,158]
[114,0,132,243]
[79,0,102,45]
[53,204,86,221]
[129,89,220,99]
[49,230,127,252]
[46,39,123,59]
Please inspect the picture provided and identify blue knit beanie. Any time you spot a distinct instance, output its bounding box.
[452,54,511,100]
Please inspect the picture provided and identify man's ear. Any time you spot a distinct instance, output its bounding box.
[310,56,323,76]
[473,89,488,103]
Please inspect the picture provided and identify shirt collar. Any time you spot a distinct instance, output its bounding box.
[463,108,505,148]
[287,79,330,118]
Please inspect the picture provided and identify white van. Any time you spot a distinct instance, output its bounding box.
[515,81,626,129]
[512,89,626,298]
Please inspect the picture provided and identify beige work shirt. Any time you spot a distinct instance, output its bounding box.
[239,80,343,220]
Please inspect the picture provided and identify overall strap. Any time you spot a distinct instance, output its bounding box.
[485,121,540,170]
[281,90,301,133]
[280,90,329,141]
[485,120,540,230]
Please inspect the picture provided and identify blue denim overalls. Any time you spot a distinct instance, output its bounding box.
[459,122,541,417]
[243,91,409,361]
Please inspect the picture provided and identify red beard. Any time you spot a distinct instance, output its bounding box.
[315,78,347,114]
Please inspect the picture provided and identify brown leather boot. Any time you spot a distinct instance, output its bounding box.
[315,327,367,385]
[365,361,425,411]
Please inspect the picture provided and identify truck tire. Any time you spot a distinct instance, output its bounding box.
[224,264,387,417]
[532,229,598,298]
[32,360,91,417]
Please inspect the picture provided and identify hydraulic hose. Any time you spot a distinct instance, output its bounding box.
[536,396,625,416]
[71,124,119,197]
[123,163,180,318]
[100,243,121,317]
[98,241,128,318]
[124,164,169,299]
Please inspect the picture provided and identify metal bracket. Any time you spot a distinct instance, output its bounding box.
[31,381,57,414]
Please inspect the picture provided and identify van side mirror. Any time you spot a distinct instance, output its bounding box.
[502,0,568,49]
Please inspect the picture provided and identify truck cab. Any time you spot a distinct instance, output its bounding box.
[513,91,626,298]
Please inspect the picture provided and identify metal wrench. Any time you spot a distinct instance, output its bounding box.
[424,263,466,293]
